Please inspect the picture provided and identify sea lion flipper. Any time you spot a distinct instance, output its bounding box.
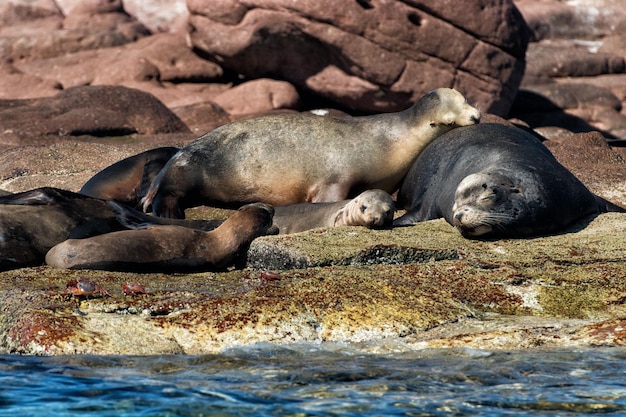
[0,187,63,205]
[108,200,153,230]
[595,195,626,213]
[392,209,421,226]
[137,158,171,202]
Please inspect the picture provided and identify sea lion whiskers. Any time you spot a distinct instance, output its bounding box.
[454,210,515,237]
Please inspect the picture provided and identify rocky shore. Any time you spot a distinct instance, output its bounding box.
[2,0,626,355]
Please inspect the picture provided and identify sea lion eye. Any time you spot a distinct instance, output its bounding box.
[482,183,487,189]
[360,205,367,213]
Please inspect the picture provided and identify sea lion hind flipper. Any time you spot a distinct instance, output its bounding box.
[594,195,626,213]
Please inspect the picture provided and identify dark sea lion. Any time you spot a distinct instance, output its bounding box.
[0,187,222,271]
[394,123,625,238]
[45,203,276,272]
[0,187,125,270]
[272,189,395,234]
[142,88,481,218]
[80,147,179,206]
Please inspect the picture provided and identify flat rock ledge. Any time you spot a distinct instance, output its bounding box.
[2,214,626,355]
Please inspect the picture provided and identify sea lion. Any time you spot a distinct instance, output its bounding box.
[45,203,276,272]
[0,187,222,271]
[394,123,625,238]
[272,189,395,234]
[142,88,481,218]
[80,147,179,206]
[110,189,394,234]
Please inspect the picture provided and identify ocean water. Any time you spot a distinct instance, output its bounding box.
[1,344,626,416]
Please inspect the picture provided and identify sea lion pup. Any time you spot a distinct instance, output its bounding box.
[272,189,395,234]
[109,190,394,234]
[142,88,481,218]
[394,123,626,238]
[45,203,276,272]
[0,187,223,271]
[80,147,179,206]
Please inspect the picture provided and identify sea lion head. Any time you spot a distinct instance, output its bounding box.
[424,88,481,130]
[451,172,525,238]
[337,189,395,228]
[224,202,279,242]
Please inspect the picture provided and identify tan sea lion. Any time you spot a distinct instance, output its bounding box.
[0,187,222,271]
[394,123,626,238]
[45,203,276,272]
[142,88,481,218]
[111,189,394,234]
[272,189,395,234]
[80,147,179,207]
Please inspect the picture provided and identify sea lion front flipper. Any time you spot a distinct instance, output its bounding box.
[137,157,174,204]
[392,208,422,226]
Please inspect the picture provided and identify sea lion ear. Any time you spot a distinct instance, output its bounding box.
[333,208,345,226]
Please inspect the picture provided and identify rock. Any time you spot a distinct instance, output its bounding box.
[0,85,190,140]
[0,2,63,37]
[0,134,194,192]
[172,101,233,135]
[515,0,626,41]
[212,79,300,115]
[11,33,223,93]
[525,40,625,79]
[0,63,62,99]
[510,82,626,139]
[188,0,529,115]
[0,29,137,64]
[545,131,626,206]
[123,0,190,33]
[2,213,626,355]
[513,0,626,140]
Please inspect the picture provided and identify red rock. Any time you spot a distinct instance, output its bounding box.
[212,79,299,115]
[0,85,190,139]
[188,0,529,115]
[172,101,232,135]
[9,33,223,96]
[123,0,190,33]
[526,40,625,79]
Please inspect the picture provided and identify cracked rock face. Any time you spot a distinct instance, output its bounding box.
[188,0,529,115]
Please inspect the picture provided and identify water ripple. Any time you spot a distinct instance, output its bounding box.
[1,345,626,416]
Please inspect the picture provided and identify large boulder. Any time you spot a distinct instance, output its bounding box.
[188,0,529,115]
[0,85,190,140]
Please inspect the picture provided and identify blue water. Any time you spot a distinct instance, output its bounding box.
[1,344,626,416]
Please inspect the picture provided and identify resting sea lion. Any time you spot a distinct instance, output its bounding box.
[0,187,221,271]
[142,88,481,218]
[45,203,276,272]
[394,123,625,238]
[80,147,179,206]
[272,189,395,234]
[110,189,394,234]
